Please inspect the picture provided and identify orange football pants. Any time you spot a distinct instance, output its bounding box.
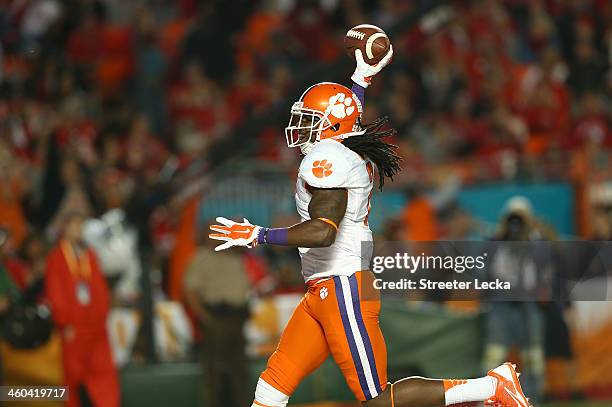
[261,271,388,401]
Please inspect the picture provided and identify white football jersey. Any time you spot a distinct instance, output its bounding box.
[295,139,374,281]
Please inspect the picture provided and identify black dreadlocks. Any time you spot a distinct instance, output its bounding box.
[342,116,402,190]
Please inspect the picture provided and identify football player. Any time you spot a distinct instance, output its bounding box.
[209,48,531,407]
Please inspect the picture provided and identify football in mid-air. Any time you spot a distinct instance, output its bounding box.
[344,24,391,65]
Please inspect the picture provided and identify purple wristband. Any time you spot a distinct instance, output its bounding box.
[257,227,289,245]
[351,82,366,109]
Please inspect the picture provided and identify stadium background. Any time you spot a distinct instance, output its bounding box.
[0,0,610,406]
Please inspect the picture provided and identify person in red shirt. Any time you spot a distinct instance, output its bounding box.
[45,212,119,407]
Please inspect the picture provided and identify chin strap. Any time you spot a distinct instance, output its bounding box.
[299,142,315,155]
[333,129,367,141]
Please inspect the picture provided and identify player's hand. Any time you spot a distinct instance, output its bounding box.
[208,217,261,251]
[351,45,393,88]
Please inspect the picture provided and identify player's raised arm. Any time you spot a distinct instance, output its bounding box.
[208,187,347,252]
[346,24,393,92]
[351,45,393,89]
[350,46,392,112]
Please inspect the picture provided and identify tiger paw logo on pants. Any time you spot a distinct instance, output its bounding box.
[312,159,333,178]
[319,286,328,300]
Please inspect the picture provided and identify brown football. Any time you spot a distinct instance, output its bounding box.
[344,24,391,65]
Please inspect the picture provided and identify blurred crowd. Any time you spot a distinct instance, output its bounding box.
[0,0,610,295]
[377,0,610,175]
[0,0,610,405]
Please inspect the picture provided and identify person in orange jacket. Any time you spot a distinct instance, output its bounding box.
[45,212,119,407]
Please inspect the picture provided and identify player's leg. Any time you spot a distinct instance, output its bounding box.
[253,295,330,407]
[314,272,387,401]
[374,362,532,407]
[368,375,496,407]
[366,309,530,407]
[319,272,531,407]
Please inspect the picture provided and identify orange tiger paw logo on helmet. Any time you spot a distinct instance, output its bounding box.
[312,160,333,178]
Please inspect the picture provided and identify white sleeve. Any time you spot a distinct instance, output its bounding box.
[298,148,352,188]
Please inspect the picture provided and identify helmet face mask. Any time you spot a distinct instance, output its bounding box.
[285,102,333,153]
[284,82,363,154]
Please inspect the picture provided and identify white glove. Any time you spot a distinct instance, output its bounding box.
[351,45,393,88]
[208,217,261,251]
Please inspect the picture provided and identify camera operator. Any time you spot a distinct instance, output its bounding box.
[483,196,553,404]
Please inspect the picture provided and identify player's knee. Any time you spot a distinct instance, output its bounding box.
[253,378,290,407]
[362,385,392,407]
[260,352,299,396]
